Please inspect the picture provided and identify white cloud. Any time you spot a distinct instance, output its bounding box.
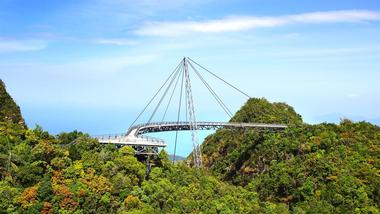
[0,39,47,53]
[94,38,138,46]
[135,10,380,36]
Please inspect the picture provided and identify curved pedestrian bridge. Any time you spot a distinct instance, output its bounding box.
[94,121,287,152]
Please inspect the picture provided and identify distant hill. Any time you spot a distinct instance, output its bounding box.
[0,79,26,127]
[169,154,186,162]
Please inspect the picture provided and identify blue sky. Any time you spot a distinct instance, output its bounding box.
[1,0,380,156]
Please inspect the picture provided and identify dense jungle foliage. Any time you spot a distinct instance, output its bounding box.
[1,122,273,213]
[203,98,380,213]
[0,80,379,213]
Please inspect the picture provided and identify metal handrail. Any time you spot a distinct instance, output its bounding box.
[95,121,287,147]
[94,134,165,144]
[128,121,287,135]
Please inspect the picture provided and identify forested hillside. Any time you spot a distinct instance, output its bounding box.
[202,98,380,213]
[0,123,269,213]
[0,82,379,213]
[0,79,25,127]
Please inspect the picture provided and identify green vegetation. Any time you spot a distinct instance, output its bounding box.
[0,79,25,127]
[0,121,278,213]
[230,98,303,125]
[203,98,380,213]
[0,82,379,213]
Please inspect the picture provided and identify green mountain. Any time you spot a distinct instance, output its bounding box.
[0,79,26,127]
[202,98,380,212]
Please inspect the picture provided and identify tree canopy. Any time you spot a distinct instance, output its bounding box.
[202,98,380,213]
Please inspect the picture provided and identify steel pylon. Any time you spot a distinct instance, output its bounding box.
[183,58,202,167]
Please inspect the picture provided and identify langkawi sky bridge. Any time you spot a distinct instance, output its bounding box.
[93,57,287,167]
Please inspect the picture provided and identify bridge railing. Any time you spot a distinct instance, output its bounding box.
[93,133,127,139]
[128,121,288,135]
[130,121,287,128]
[93,133,166,144]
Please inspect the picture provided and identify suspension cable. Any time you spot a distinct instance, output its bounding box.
[173,63,185,163]
[187,57,251,99]
[161,64,184,122]
[148,62,183,123]
[189,61,233,117]
[188,61,234,118]
[188,57,251,123]
[129,61,183,129]
[184,75,188,122]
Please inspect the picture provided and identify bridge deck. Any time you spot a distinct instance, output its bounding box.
[95,121,287,148]
[128,121,287,135]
